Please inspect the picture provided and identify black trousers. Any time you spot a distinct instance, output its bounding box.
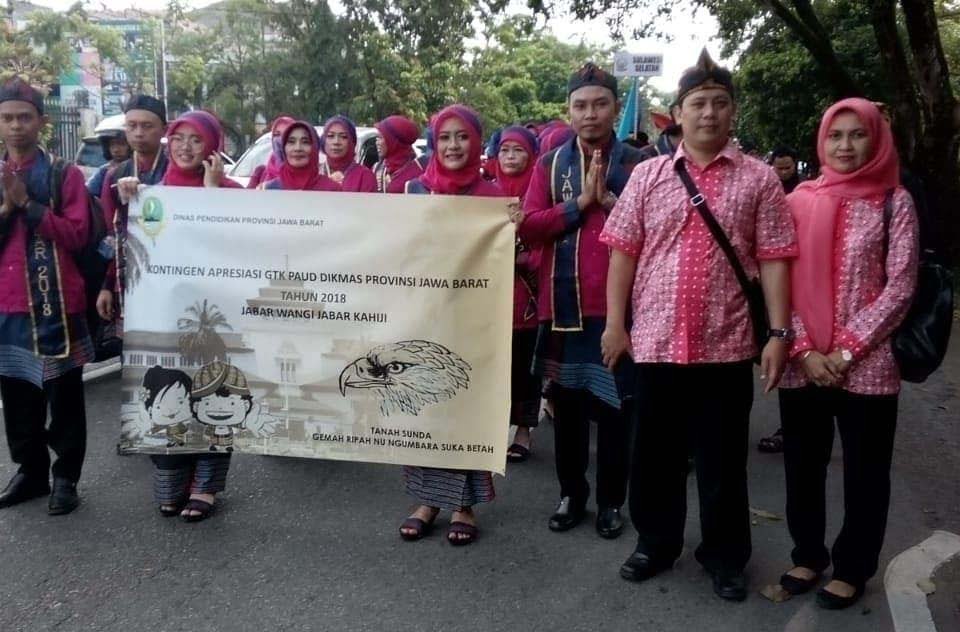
[552,384,632,509]
[629,361,754,573]
[0,368,87,482]
[779,386,898,586]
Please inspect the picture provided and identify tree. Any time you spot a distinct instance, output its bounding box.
[545,0,960,258]
[177,299,233,366]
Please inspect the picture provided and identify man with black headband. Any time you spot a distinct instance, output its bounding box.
[519,62,645,540]
[0,77,92,515]
[600,49,797,600]
[95,94,168,324]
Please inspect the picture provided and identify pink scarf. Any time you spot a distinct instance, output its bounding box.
[162,111,223,187]
[789,97,900,352]
[420,105,484,195]
[262,115,296,183]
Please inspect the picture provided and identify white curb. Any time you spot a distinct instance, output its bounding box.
[884,530,960,632]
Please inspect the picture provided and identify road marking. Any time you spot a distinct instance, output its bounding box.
[884,530,960,632]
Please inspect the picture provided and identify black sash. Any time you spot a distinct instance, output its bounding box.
[3,151,71,357]
[548,136,632,331]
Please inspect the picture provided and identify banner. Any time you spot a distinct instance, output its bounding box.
[117,187,515,475]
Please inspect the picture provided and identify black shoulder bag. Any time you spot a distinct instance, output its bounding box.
[675,160,769,355]
[882,191,954,383]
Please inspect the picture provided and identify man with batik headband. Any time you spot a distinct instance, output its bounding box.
[600,49,797,600]
[519,62,646,540]
[0,77,92,515]
[95,94,169,325]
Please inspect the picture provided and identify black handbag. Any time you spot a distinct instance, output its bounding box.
[883,191,954,383]
[675,161,769,353]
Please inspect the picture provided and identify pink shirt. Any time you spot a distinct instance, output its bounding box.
[600,141,798,364]
[781,189,919,395]
[0,160,90,314]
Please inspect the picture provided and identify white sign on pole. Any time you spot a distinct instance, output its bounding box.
[613,52,664,78]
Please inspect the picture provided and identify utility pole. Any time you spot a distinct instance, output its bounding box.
[159,17,168,116]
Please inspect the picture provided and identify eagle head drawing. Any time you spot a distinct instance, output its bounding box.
[338,340,472,416]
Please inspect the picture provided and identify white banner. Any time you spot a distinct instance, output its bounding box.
[613,52,664,77]
[117,187,515,475]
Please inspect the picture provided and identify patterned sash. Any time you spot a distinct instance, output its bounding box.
[549,136,632,331]
[14,151,70,357]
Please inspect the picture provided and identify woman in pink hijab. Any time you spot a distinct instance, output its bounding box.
[775,98,918,609]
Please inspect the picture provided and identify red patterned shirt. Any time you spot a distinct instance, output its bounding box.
[781,188,919,395]
[600,141,798,364]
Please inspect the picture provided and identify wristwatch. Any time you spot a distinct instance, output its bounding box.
[840,349,853,363]
[767,328,796,342]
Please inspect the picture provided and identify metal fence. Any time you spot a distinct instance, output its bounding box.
[44,97,82,161]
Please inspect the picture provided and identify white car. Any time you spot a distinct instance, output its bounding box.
[227,125,390,188]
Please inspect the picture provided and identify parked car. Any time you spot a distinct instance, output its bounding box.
[227,125,383,187]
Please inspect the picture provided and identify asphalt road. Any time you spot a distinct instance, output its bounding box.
[1,331,957,632]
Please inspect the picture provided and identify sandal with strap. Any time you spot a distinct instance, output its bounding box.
[758,428,784,453]
[180,498,215,523]
[506,442,531,463]
[159,502,184,517]
[399,516,437,541]
[447,521,479,546]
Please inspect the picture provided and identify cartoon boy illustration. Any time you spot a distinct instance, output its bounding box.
[190,361,254,452]
[140,366,193,447]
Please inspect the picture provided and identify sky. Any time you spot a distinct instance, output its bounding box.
[30,0,723,93]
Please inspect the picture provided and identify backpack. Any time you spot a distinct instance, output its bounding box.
[883,190,954,383]
[49,158,113,359]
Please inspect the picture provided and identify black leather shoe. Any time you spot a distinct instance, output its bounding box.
[548,496,585,532]
[596,507,624,539]
[620,550,672,582]
[0,472,50,508]
[710,569,748,602]
[815,583,863,610]
[48,478,80,515]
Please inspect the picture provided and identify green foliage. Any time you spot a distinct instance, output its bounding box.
[732,1,894,162]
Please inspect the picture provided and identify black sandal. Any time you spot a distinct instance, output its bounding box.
[159,502,184,517]
[447,521,479,545]
[506,442,531,463]
[180,498,215,523]
[399,510,438,541]
[758,428,784,453]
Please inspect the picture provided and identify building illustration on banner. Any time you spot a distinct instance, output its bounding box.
[119,261,407,458]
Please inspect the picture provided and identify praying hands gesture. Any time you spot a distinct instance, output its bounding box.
[576,149,616,211]
[1,164,29,214]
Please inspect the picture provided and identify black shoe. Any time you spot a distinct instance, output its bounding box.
[816,583,863,610]
[596,507,624,539]
[0,472,50,508]
[779,569,821,595]
[548,496,585,532]
[620,550,672,582]
[48,478,80,515]
[710,569,748,602]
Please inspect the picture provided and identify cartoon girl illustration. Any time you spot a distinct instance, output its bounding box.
[190,361,254,452]
[140,366,193,447]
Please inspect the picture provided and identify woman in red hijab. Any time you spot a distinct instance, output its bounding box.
[151,110,240,524]
[493,126,541,462]
[261,121,339,191]
[163,111,242,189]
[319,115,376,192]
[248,115,295,189]
[399,105,505,546]
[373,115,423,193]
[775,98,918,609]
